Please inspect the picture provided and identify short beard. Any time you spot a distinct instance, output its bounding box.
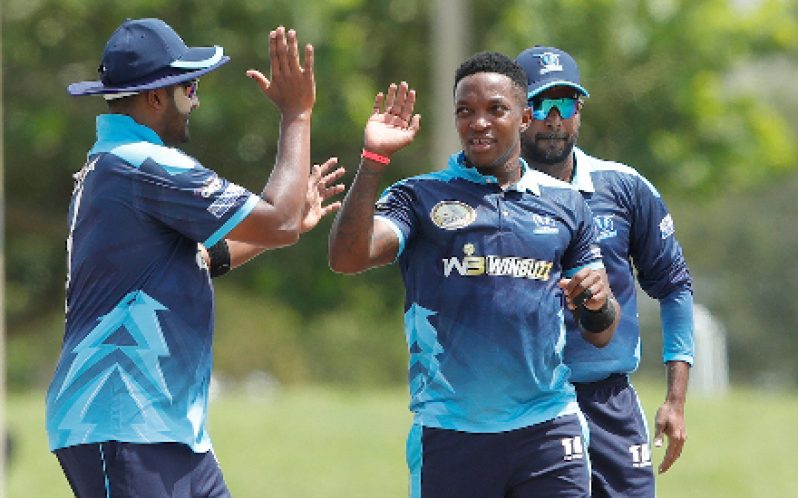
[521,132,577,165]
[163,87,191,145]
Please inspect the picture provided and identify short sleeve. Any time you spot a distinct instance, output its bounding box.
[374,181,418,256]
[116,146,259,247]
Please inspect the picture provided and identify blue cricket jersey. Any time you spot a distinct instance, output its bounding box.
[563,147,694,383]
[375,152,604,433]
[46,114,259,452]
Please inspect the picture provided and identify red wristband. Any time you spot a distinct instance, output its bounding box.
[361,149,391,165]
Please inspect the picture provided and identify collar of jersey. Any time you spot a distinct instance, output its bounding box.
[448,152,542,196]
[570,147,596,193]
[90,114,165,155]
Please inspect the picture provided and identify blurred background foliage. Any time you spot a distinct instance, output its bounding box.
[4,0,798,390]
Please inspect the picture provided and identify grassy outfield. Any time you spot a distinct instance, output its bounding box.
[6,381,798,497]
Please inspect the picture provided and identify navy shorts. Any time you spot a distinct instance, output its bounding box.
[54,441,231,498]
[407,413,591,498]
[573,374,655,497]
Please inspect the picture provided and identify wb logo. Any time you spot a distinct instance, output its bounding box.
[594,215,617,241]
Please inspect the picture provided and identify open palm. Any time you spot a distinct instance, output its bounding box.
[300,157,346,233]
[363,81,421,158]
[246,26,315,119]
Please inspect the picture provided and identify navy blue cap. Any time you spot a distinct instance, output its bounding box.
[515,46,589,100]
[67,18,230,97]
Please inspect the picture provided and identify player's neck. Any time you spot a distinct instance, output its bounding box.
[527,154,574,183]
[467,141,523,188]
[476,157,522,189]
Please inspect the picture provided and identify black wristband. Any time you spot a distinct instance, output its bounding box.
[578,297,617,333]
[207,240,231,278]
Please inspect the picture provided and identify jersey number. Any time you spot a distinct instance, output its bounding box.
[561,436,584,461]
[629,443,652,468]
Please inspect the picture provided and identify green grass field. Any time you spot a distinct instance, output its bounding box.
[6,381,798,497]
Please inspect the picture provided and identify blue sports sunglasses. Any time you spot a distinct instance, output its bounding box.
[530,97,579,120]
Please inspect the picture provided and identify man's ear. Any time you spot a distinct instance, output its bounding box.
[519,105,532,132]
[144,87,168,111]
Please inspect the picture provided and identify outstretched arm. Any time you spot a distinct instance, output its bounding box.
[225,26,315,248]
[328,82,421,274]
[204,157,345,274]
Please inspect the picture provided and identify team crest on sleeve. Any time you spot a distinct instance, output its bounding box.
[659,214,675,239]
[430,201,476,230]
[594,215,617,241]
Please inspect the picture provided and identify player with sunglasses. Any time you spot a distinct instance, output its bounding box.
[46,19,345,497]
[516,46,695,497]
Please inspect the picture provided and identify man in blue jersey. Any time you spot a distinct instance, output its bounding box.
[328,52,620,497]
[516,46,694,497]
[45,18,337,497]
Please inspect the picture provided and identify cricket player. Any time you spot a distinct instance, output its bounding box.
[516,45,695,497]
[46,18,331,497]
[328,51,620,497]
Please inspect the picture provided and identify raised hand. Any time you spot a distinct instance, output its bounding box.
[363,82,421,158]
[246,26,315,119]
[300,157,346,233]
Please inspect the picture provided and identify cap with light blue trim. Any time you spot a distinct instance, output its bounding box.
[515,46,589,100]
[67,18,229,98]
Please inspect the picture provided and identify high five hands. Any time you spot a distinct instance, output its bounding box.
[246,26,315,119]
[300,158,346,233]
[363,82,422,160]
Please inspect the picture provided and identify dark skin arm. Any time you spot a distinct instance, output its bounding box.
[654,360,690,473]
[224,27,315,248]
[202,157,345,270]
[559,268,619,347]
[327,162,399,273]
[328,82,421,273]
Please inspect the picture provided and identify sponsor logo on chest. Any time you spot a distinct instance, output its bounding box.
[532,214,559,235]
[442,243,554,281]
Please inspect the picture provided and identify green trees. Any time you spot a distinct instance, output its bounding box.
[489,0,798,194]
[5,0,798,387]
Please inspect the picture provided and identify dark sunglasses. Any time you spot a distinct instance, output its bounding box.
[182,80,199,100]
[529,97,580,120]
